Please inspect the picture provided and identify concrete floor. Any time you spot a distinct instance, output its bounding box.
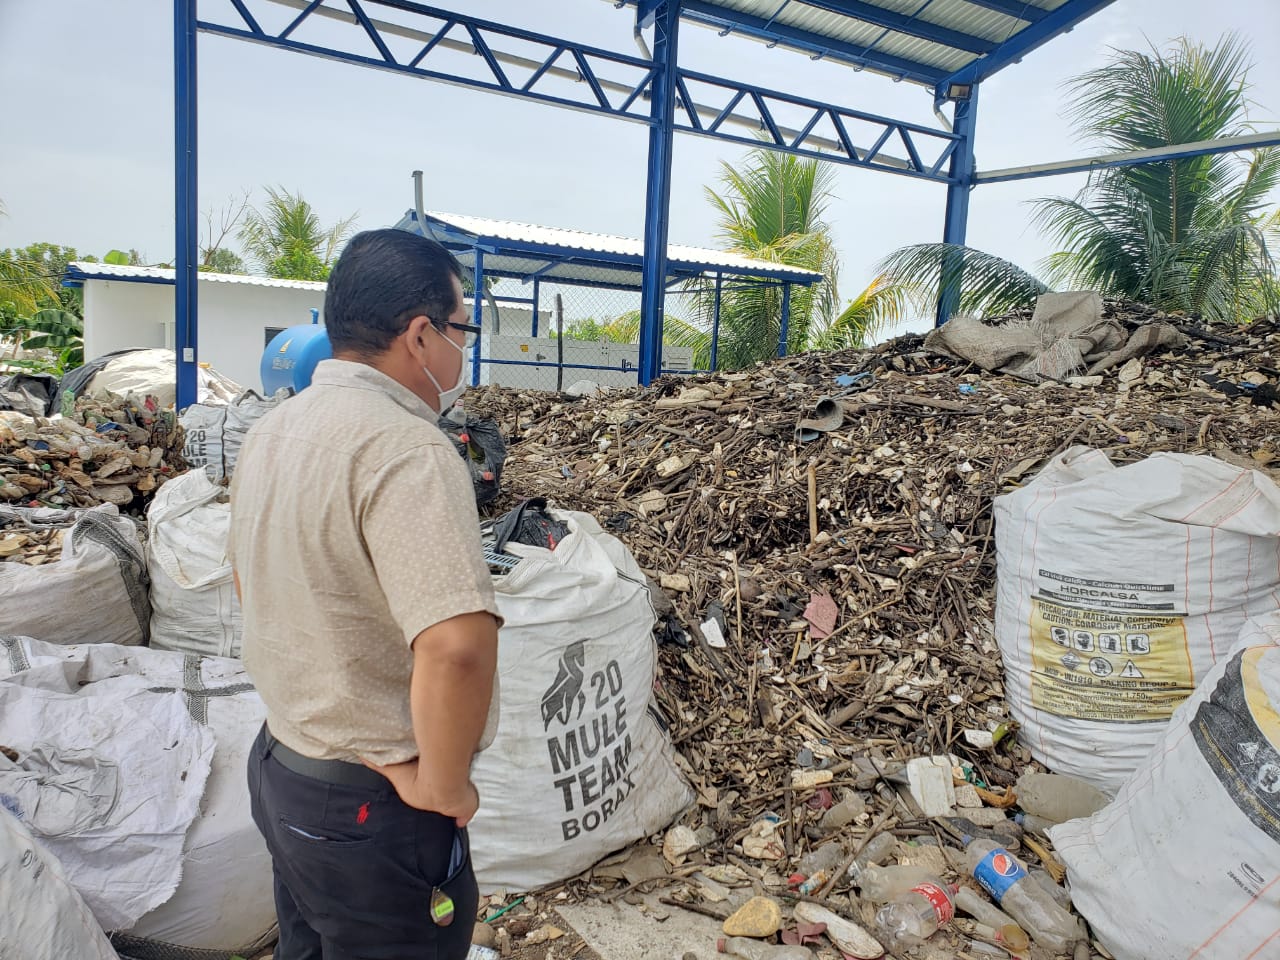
[557,893,727,960]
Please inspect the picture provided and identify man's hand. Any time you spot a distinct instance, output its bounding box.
[362,757,480,827]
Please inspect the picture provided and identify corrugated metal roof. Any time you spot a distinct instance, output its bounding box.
[65,262,329,291]
[64,261,539,309]
[648,0,1089,88]
[425,211,824,282]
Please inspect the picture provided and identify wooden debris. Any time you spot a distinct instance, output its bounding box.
[466,304,1278,955]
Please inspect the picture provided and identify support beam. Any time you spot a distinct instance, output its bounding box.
[959,0,1049,20]
[678,0,945,85]
[470,249,484,388]
[975,130,1280,184]
[795,0,995,54]
[709,272,723,372]
[174,0,199,409]
[935,0,1117,100]
[936,86,979,326]
[530,277,541,338]
[777,283,792,357]
[638,1,680,387]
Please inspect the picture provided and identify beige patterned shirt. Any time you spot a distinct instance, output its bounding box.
[229,359,499,764]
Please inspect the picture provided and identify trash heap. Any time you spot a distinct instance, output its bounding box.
[466,305,1278,957]
[0,393,187,513]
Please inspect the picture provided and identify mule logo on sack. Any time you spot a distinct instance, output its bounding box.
[541,640,588,730]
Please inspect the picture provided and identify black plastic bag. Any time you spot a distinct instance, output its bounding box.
[436,415,507,506]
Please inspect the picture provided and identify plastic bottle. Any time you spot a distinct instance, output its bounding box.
[1030,866,1073,911]
[717,937,816,960]
[852,862,940,904]
[797,842,846,877]
[953,886,1019,930]
[962,838,1083,953]
[1015,772,1108,824]
[848,832,897,871]
[819,791,868,832]
[1013,812,1057,836]
[874,880,956,945]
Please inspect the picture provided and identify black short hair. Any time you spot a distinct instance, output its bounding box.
[323,228,464,356]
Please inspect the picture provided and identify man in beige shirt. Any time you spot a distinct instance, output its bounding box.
[230,228,500,960]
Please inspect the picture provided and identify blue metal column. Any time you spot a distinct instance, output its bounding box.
[637,1,680,386]
[936,85,979,326]
[530,277,541,338]
[777,283,792,357]
[174,0,199,409]
[470,250,485,387]
[709,272,723,371]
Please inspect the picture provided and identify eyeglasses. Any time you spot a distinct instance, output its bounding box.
[433,320,482,350]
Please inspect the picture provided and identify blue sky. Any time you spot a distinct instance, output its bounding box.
[1,0,1277,329]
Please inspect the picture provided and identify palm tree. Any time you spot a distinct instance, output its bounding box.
[0,201,59,317]
[696,147,898,370]
[881,36,1279,324]
[240,187,358,281]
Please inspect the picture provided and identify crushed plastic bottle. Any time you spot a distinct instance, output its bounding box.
[847,832,897,873]
[954,886,1019,931]
[1030,866,1073,911]
[819,791,868,832]
[1015,772,1108,824]
[797,842,846,877]
[851,862,938,904]
[717,936,815,960]
[874,879,957,946]
[962,838,1084,954]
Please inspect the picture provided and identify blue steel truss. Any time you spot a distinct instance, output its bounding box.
[196,0,961,184]
[170,0,1134,402]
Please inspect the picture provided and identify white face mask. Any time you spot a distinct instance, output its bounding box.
[423,329,468,414]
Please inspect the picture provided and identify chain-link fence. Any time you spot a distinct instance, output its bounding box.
[467,277,713,393]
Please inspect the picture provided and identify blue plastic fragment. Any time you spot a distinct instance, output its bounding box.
[958,384,979,395]
[96,421,120,433]
[834,373,870,387]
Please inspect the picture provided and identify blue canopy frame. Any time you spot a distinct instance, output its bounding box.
[172,0,1153,406]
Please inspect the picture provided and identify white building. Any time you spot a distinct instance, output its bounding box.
[66,262,546,392]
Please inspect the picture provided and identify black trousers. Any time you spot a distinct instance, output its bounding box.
[247,727,479,960]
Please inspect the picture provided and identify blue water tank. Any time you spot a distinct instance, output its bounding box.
[261,323,332,394]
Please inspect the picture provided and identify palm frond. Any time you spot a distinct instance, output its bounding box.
[876,243,1051,319]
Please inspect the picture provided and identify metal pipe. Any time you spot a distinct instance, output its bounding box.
[975,130,1280,184]
[470,248,484,388]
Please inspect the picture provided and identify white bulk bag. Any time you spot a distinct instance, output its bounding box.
[0,808,117,960]
[180,403,228,482]
[148,470,242,658]
[0,637,214,931]
[0,638,273,954]
[1050,613,1280,960]
[995,448,1280,793]
[178,388,288,483]
[0,503,149,646]
[471,511,693,892]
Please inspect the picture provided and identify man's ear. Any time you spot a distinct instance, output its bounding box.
[402,314,434,353]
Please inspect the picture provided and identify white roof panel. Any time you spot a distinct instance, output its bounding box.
[66,262,329,291]
[426,211,824,282]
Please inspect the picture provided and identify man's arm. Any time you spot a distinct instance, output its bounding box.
[365,610,499,826]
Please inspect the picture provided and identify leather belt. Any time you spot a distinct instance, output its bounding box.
[263,727,390,790]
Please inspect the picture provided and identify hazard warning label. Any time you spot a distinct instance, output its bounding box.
[1028,569,1194,723]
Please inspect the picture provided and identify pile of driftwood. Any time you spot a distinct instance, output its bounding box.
[0,393,187,514]
[467,310,1276,952]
